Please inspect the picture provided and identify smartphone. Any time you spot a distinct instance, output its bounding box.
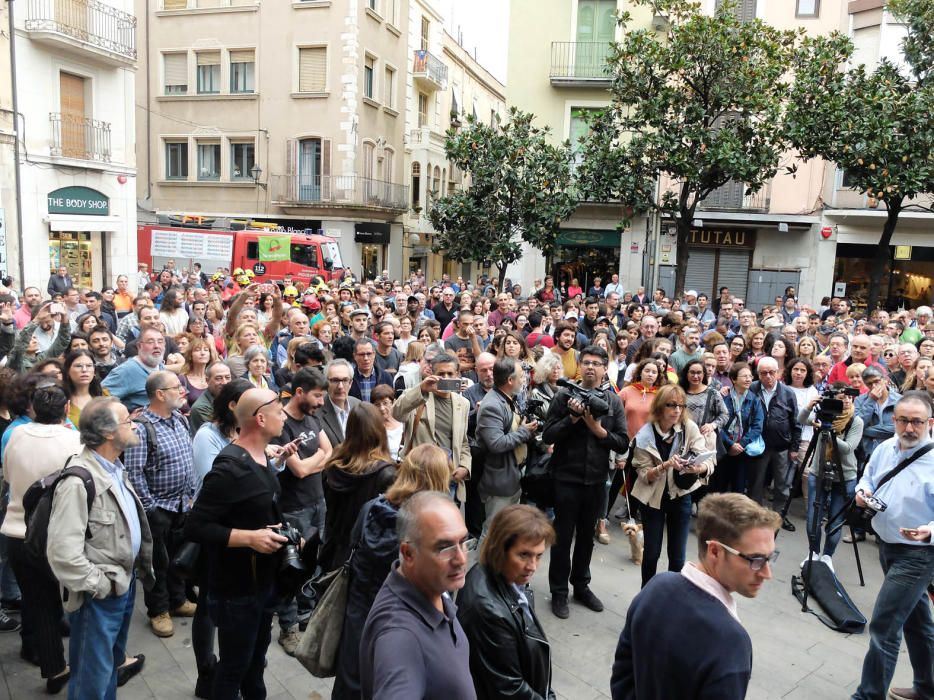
[437,378,463,392]
[50,303,66,315]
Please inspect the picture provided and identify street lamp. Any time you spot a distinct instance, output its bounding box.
[250,163,266,189]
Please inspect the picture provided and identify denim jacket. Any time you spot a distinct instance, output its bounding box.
[720,390,765,450]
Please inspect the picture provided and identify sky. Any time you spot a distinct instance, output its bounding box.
[440,0,510,84]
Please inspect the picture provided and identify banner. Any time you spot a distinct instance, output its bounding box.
[258,235,291,261]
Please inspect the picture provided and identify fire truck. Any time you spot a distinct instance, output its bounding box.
[137,218,344,284]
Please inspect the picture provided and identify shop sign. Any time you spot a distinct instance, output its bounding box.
[894,245,912,260]
[556,229,621,248]
[47,186,110,216]
[354,222,391,244]
[687,228,756,249]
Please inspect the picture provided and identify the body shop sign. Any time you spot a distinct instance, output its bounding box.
[47,186,110,216]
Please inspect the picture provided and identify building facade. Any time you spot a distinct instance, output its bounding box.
[14,0,138,291]
[402,0,505,284]
[0,2,18,282]
[136,0,409,280]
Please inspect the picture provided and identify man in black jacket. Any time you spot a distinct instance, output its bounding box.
[184,388,298,698]
[542,345,628,618]
[749,357,801,530]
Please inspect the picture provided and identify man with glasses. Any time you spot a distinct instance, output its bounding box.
[749,357,801,529]
[543,345,628,618]
[124,370,195,638]
[103,327,167,411]
[350,338,393,403]
[851,393,934,700]
[318,359,360,446]
[360,492,476,699]
[611,493,781,700]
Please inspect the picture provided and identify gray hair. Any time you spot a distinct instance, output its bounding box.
[325,358,354,377]
[534,351,562,386]
[79,397,122,448]
[423,342,446,361]
[397,491,456,545]
[243,345,268,365]
[145,370,176,399]
[898,390,933,418]
[429,352,459,371]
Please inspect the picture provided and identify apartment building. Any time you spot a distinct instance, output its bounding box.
[13,0,138,290]
[137,0,409,280]
[0,3,17,282]
[402,0,505,283]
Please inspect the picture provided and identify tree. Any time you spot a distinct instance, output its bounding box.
[428,108,576,291]
[786,0,934,312]
[575,0,806,298]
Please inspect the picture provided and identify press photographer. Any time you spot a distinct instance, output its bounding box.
[542,345,628,619]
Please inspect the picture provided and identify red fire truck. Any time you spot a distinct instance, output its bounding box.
[137,222,344,284]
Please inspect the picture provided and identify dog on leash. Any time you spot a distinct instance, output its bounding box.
[621,521,644,565]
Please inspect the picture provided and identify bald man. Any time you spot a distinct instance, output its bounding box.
[184,388,298,697]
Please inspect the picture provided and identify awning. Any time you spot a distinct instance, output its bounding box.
[47,214,123,232]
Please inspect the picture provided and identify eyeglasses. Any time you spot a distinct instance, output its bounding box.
[432,537,478,561]
[251,396,279,416]
[894,417,928,428]
[328,377,352,385]
[580,360,605,368]
[160,383,186,393]
[707,540,780,571]
[664,403,686,410]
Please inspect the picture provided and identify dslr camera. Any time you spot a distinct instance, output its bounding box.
[272,522,305,573]
[556,378,610,418]
[524,398,546,422]
[815,383,860,424]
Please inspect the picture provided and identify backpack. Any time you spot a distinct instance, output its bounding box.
[130,413,189,468]
[23,457,96,573]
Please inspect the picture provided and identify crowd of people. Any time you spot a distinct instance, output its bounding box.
[0,261,930,700]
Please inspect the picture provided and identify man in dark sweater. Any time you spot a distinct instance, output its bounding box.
[611,493,781,700]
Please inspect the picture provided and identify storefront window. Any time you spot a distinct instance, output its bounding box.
[834,243,934,310]
[49,232,93,289]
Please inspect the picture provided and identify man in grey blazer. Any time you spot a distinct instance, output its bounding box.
[319,359,360,446]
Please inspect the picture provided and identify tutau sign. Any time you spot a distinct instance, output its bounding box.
[687,227,756,249]
[47,186,110,216]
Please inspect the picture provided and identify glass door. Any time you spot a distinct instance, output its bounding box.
[575,0,616,78]
[299,138,321,202]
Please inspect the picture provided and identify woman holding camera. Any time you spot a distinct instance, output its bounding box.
[631,385,714,588]
[798,383,863,568]
[457,505,557,699]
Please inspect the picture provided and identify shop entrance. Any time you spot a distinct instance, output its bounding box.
[680,226,755,300]
[834,243,934,310]
[49,231,93,289]
[552,229,621,296]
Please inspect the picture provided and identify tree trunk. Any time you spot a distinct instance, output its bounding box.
[866,200,902,313]
[496,262,509,293]
[673,216,692,299]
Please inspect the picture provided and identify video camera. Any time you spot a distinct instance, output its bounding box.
[556,378,610,418]
[524,398,546,422]
[815,384,860,424]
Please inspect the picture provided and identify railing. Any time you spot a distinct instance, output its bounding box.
[550,42,612,83]
[412,50,448,89]
[26,0,137,61]
[697,179,771,212]
[50,113,112,163]
[408,127,447,149]
[273,174,408,211]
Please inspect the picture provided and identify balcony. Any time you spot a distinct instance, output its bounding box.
[408,127,447,151]
[550,42,612,87]
[273,174,408,212]
[25,0,137,65]
[50,113,112,163]
[697,179,771,212]
[412,50,448,92]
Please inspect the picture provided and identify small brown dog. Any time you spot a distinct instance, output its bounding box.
[621,521,644,565]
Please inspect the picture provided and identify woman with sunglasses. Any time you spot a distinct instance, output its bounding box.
[630,385,714,587]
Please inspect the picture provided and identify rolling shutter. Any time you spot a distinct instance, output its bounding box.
[164,53,188,87]
[716,249,750,301]
[162,0,187,9]
[229,49,254,64]
[299,47,327,92]
[684,248,716,299]
[197,51,221,66]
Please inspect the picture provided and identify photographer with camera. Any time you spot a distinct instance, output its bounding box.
[184,388,299,699]
[798,383,864,569]
[476,357,539,537]
[851,392,934,700]
[542,345,628,618]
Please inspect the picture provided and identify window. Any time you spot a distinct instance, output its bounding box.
[367,0,377,10]
[231,142,255,180]
[364,55,375,99]
[842,168,860,189]
[386,0,398,25]
[795,0,819,17]
[383,66,396,108]
[165,141,188,179]
[569,107,602,167]
[411,162,421,209]
[714,0,756,23]
[418,92,428,127]
[420,17,430,51]
[229,49,255,93]
[197,142,220,180]
[163,53,188,95]
[196,51,221,94]
[298,47,327,93]
[163,0,187,8]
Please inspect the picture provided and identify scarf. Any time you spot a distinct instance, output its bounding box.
[630,383,658,401]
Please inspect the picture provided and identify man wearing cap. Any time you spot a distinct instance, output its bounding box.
[681,289,699,312]
[348,308,376,348]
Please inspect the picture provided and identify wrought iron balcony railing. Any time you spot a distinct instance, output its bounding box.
[273,174,408,211]
[50,112,112,163]
[550,42,612,85]
[697,179,771,212]
[26,0,137,62]
[412,50,448,91]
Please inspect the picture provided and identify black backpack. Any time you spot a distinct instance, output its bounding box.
[23,458,96,573]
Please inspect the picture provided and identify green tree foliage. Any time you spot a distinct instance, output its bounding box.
[787,0,934,312]
[575,0,808,298]
[428,108,576,291]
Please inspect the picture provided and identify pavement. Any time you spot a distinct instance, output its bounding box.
[0,497,920,699]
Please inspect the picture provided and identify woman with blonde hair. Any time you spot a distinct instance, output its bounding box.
[177,335,217,410]
[394,340,426,393]
[332,444,452,699]
[630,384,714,587]
[796,336,818,362]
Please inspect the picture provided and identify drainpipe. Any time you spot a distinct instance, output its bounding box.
[144,0,152,203]
[9,0,25,285]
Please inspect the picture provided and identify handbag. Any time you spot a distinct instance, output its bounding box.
[171,541,202,579]
[841,443,934,530]
[295,563,351,677]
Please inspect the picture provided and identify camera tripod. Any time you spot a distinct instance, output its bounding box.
[783,419,865,614]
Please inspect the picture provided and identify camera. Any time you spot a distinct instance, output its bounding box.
[556,378,610,418]
[272,522,305,573]
[862,494,887,513]
[524,398,546,422]
[815,384,860,424]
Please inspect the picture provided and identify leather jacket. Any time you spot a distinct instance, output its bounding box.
[456,564,555,700]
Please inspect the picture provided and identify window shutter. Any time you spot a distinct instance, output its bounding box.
[164,53,187,86]
[299,47,327,92]
[163,0,187,8]
[321,138,332,199]
[197,51,221,66]
[229,49,254,64]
